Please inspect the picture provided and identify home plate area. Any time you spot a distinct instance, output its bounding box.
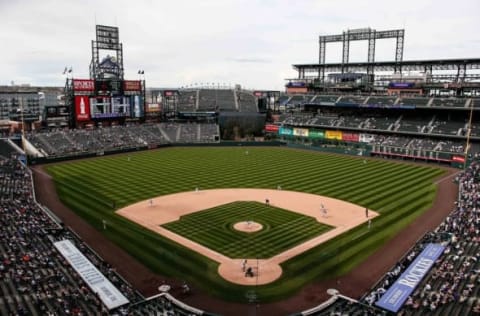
[116,188,377,286]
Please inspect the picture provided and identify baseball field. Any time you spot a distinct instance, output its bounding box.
[45,146,445,302]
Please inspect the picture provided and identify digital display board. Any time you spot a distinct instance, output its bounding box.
[95,25,119,49]
[95,79,123,95]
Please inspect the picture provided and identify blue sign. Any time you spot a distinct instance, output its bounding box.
[389,82,415,88]
[376,243,445,313]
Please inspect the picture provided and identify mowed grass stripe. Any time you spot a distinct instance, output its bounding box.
[45,147,445,302]
[163,202,333,259]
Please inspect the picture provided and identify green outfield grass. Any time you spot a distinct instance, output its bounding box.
[45,147,445,302]
[163,201,333,258]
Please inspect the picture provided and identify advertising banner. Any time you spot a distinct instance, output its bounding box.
[279,127,293,136]
[359,133,375,143]
[265,124,280,132]
[376,243,445,313]
[325,130,343,140]
[123,80,142,91]
[74,96,91,121]
[309,129,325,139]
[451,155,466,163]
[293,127,309,137]
[130,95,144,118]
[73,79,95,92]
[54,240,129,310]
[342,132,359,142]
[146,103,161,113]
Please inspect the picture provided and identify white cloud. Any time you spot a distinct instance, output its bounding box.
[0,0,478,90]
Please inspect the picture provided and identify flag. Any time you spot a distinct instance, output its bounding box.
[68,67,72,73]
[62,67,67,75]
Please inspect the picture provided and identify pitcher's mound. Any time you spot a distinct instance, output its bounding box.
[233,221,263,233]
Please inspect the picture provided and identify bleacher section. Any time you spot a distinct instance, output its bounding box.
[0,155,137,315]
[301,154,480,315]
[431,98,468,108]
[396,116,431,133]
[310,95,339,105]
[397,97,430,107]
[0,149,213,315]
[366,96,397,106]
[177,90,197,112]
[362,157,480,315]
[26,123,219,158]
[198,89,236,111]
[337,95,367,105]
[236,91,257,112]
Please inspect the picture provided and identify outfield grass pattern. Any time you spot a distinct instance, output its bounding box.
[46,147,445,302]
[163,201,333,258]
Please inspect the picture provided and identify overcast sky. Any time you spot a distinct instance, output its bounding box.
[1,0,478,90]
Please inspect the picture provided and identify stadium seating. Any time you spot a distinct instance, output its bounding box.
[26,123,219,158]
[0,154,136,315]
[366,96,398,106]
[337,95,367,105]
[397,97,430,107]
[236,91,258,112]
[177,90,197,112]
[431,98,468,108]
[310,95,339,105]
[0,147,212,315]
[361,155,480,315]
[306,154,480,315]
[198,89,236,111]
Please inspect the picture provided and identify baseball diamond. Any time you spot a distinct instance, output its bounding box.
[44,146,444,302]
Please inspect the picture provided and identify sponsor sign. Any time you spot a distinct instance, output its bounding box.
[73,79,95,92]
[279,127,293,136]
[293,127,309,137]
[342,132,359,142]
[146,103,161,113]
[376,243,445,313]
[389,82,415,88]
[123,80,142,91]
[54,240,129,310]
[359,133,375,143]
[265,124,280,132]
[163,90,178,97]
[309,129,325,139]
[452,155,466,163]
[325,130,343,140]
[75,96,91,121]
[287,82,306,87]
[130,95,144,118]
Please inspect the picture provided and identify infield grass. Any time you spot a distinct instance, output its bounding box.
[45,146,445,302]
[163,201,333,258]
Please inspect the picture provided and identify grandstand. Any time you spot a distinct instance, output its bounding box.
[25,123,219,158]
[1,23,480,316]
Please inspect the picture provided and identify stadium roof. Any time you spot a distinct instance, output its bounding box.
[293,58,480,72]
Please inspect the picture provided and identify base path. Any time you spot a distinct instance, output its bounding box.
[116,188,377,286]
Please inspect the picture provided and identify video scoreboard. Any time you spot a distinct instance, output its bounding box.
[71,78,144,123]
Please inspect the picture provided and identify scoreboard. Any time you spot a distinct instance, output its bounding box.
[71,78,144,123]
